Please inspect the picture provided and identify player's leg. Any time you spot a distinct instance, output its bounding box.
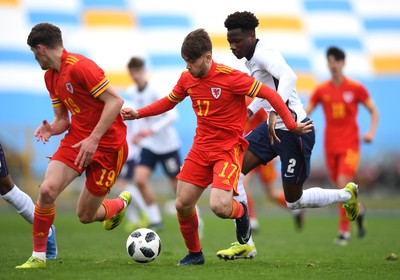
[333,149,364,245]
[175,179,205,266]
[135,148,163,229]
[276,127,360,220]
[16,160,78,269]
[115,159,149,232]
[217,122,274,260]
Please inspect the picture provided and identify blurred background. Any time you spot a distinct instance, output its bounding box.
[0,0,399,208]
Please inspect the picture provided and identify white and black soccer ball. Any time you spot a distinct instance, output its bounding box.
[126,228,161,263]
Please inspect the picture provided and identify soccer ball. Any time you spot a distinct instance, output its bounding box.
[126,228,161,263]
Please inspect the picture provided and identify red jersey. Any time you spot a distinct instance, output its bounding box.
[169,61,264,152]
[309,77,369,153]
[44,49,126,151]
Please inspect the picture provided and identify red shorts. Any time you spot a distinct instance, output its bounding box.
[253,161,278,185]
[326,148,359,183]
[51,140,128,197]
[177,145,244,195]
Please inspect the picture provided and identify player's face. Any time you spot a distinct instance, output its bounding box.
[31,45,51,70]
[227,28,255,60]
[183,53,211,78]
[327,55,345,77]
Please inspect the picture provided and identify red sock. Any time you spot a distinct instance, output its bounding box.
[177,209,201,253]
[339,203,350,233]
[247,194,256,219]
[102,198,124,220]
[33,204,56,253]
[229,200,244,219]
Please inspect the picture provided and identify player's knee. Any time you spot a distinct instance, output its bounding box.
[209,201,230,218]
[77,211,95,224]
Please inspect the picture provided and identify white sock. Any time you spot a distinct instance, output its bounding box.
[126,204,140,224]
[286,187,351,210]
[125,184,147,213]
[32,251,46,262]
[1,185,34,223]
[147,203,162,224]
[233,173,254,246]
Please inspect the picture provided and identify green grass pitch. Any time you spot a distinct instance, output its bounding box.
[0,202,399,280]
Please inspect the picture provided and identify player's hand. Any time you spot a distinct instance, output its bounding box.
[362,132,374,143]
[35,120,52,144]
[72,136,99,169]
[268,111,280,144]
[121,107,139,120]
[294,119,314,135]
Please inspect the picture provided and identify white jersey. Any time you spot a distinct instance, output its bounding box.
[246,40,306,131]
[125,81,181,154]
[122,100,141,161]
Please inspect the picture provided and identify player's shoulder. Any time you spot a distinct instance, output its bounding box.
[345,77,364,88]
[214,63,235,74]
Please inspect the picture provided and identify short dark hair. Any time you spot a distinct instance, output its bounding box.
[127,57,145,70]
[224,11,259,31]
[27,23,63,49]
[327,46,345,61]
[181,28,212,61]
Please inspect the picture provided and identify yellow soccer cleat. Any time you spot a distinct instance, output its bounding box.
[104,191,132,231]
[217,242,257,260]
[16,256,45,269]
[342,182,361,221]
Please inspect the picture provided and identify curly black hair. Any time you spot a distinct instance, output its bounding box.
[224,11,259,31]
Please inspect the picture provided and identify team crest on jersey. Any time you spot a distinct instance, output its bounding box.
[343,91,354,103]
[211,87,221,99]
[65,82,74,94]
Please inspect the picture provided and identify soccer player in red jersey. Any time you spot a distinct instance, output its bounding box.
[16,23,130,269]
[306,46,379,245]
[122,28,313,265]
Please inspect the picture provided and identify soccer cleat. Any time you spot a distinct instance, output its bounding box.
[235,202,252,244]
[342,182,360,221]
[357,204,367,238]
[334,234,349,246]
[177,251,205,266]
[46,225,58,259]
[16,256,45,269]
[103,191,132,231]
[216,242,257,260]
[292,209,304,230]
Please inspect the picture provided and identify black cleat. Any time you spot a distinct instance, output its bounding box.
[235,202,252,244]
[177,251,205,266]
[357,204,367,238]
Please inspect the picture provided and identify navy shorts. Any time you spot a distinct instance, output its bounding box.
[0,144,9,178]
[138,148,181,178]
[119,159,136,180]
[245,118,315,185]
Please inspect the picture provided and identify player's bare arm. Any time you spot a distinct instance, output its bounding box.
[72,86,124,168]
[362,98,379,143]
[35,105,70,144]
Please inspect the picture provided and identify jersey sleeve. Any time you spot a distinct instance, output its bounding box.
[255,49,297,103]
